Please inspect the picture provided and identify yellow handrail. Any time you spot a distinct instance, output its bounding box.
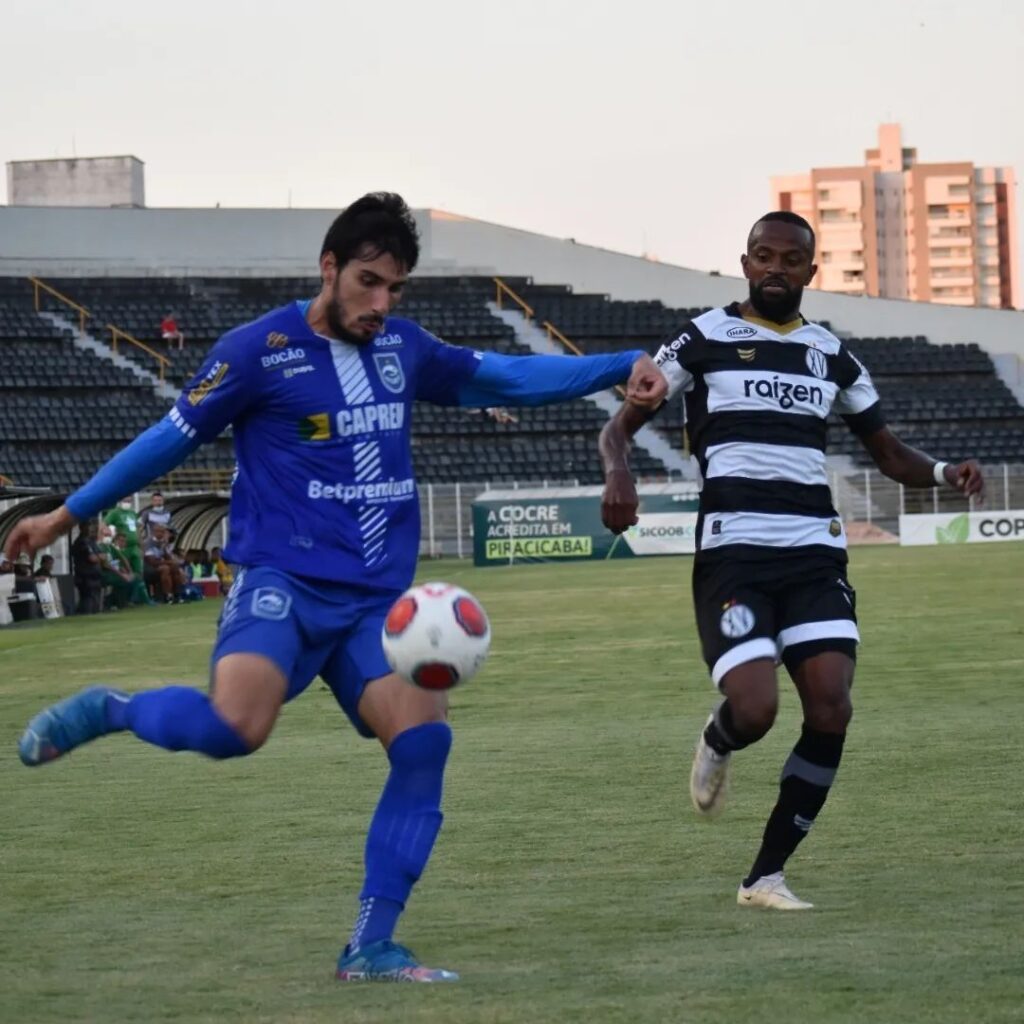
[107,324,171,382]
[29,276,91,334]
[542,320,585,357]
[542,320,626,398]
[493,277,534,319]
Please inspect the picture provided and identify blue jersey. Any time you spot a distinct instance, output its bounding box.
[66,302,643,594]
[172,302,479,592]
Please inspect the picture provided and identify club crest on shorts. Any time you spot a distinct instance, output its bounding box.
[373,352,405,394]
[251,587,292,621]
[805,347,828,380]
[720,602,755,638]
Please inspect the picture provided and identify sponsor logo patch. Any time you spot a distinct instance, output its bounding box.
[251,587,291,621]
[186,361,229,406]
[727,325,758,339]
[373,352,405,394]
[261,347,306,370]
[374,333,404,348]
[298,412,331,442]
[266,332,289,348]
[829,519,842,538]
[737,347,756,362]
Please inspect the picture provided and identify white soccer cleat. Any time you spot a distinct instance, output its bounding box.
[737,872,814,910]
[689,715,731,818]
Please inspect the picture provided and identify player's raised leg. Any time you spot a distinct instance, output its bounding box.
[18,652,285,765]
[738,647,854,910]
[330,657,458,983]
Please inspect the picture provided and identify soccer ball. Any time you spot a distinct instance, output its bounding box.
[382,582,491,690]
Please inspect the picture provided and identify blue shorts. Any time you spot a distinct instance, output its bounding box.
[212,566,398,738]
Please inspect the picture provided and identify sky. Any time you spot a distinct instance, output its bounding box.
[2,0,1022,280]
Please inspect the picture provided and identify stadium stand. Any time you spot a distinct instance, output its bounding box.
[0,275,668,491]
[2,274,1022,493]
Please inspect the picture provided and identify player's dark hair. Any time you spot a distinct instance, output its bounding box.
[321,192,420,273]
[749,211,816,255]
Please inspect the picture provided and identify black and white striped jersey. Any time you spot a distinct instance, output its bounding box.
[654,302,885,561]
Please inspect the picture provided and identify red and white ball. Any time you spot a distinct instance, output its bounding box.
[382,582,491,690]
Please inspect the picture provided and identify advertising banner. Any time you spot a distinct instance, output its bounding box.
[898,510,1024,546]
[472,485,699,566]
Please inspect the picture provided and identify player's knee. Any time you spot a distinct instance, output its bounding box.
[730,691,778,740]
[805,689,853,733]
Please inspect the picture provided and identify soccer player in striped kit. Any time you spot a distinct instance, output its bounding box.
[7,193,667,980]
[600,211,984,909]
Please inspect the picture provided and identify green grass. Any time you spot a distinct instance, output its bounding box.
[2,545,1023,1024]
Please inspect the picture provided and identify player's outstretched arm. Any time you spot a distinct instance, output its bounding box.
[599,401,657,534]
[3,418,202,563]
[455,350,667,410]
[858,426,985,499]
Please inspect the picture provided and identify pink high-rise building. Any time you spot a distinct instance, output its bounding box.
[771,124,1019,309]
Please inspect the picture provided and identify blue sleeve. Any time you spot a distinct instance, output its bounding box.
[172,330,260,442]
[65,417,203,522]
[455,350,643,408]
[413,326,485,405]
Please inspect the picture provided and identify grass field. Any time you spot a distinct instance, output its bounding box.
[2,544,1023,1024]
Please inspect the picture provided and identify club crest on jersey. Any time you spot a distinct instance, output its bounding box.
[373,352,405,394]
[720,602,755,639]
[805,348,828,380]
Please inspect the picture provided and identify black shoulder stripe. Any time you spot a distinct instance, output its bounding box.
[842,401,886,437]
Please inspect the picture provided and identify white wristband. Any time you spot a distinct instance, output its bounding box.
[932,461,949,486]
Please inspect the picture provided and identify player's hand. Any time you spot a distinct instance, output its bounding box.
[602,468,639,534]
[625,354,667,411]
[945,459,984,500]
[2,506,76,562]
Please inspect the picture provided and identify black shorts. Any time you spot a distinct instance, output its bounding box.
[692,553,859,689]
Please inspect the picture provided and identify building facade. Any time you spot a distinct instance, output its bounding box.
[771,124,1019,309]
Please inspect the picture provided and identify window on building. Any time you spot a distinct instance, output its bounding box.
[948,183,969,196]
[822,251,832,263]
[843,270,864,283]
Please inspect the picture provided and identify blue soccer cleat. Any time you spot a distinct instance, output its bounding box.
[335,940,459,983]
[18,686,126,766]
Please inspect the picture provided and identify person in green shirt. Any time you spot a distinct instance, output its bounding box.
[104,499,144,576]
[99,529,151,608]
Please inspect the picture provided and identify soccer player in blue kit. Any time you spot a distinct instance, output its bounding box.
[7,193,666,982]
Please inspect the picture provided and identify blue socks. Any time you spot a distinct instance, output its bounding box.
[105,686,249,759]
[349,721,452,951]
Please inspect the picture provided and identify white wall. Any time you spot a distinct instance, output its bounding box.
[8,157,145,208]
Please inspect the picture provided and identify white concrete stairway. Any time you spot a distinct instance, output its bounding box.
[487,303,695,479]
[39,310,178,401]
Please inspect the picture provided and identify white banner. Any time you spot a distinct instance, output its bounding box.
[899,511,1024,546]
[622,513,699,555]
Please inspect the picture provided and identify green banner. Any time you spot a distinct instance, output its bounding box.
[472,488,699,566]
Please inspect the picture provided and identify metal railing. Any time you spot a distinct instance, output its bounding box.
[30,276,91,334]
[493,277,535,319]
[28,276,171,381]
[107,324,171,382]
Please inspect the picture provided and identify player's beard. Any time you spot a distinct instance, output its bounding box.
[749,278,803,322]
[326,295,383,346]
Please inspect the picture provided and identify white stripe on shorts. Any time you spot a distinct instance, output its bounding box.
[711,637,777,687]
[776,619,860,651]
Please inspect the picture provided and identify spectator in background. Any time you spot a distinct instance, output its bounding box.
[33,554,55,578]
[144,525,186,604]
[210,546,234,595]
[104,498,144,577]
[140,493,172,544]
[161,314,186,351]
[71,520,104,614]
